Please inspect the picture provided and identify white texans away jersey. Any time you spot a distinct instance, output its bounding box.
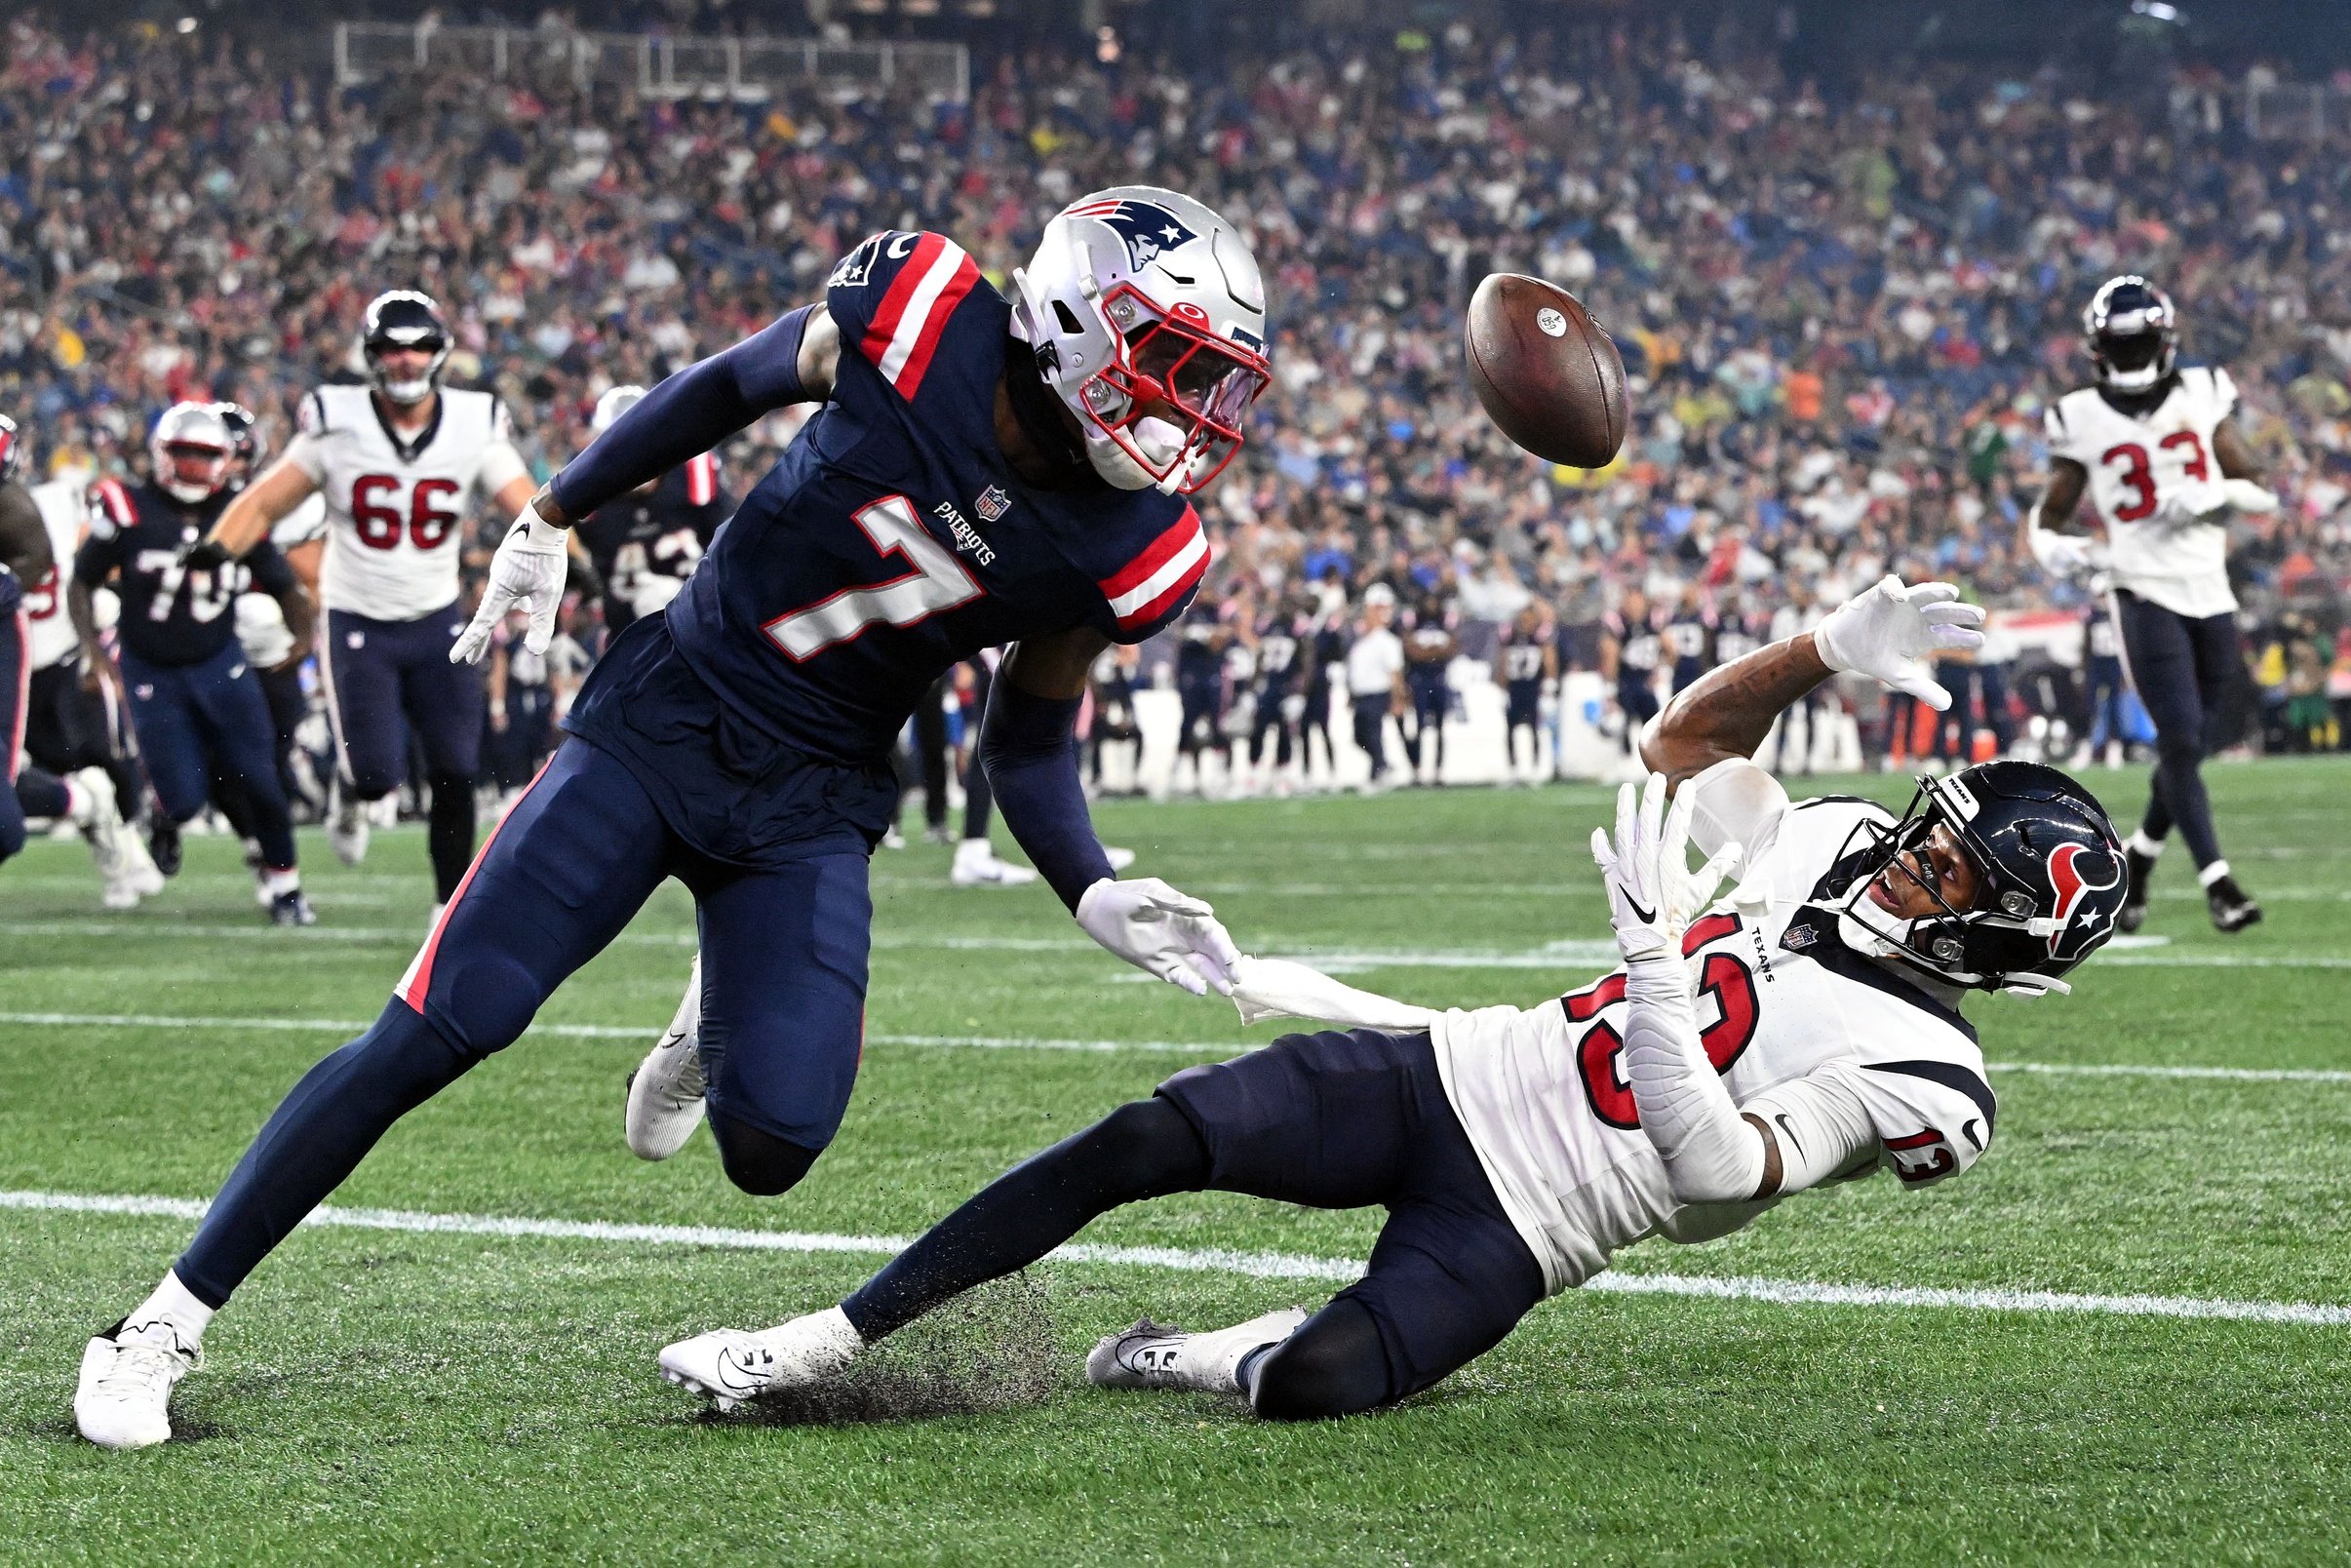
[1431,759,1994,1295]
[284,384,528,621]
[23,477,90,670]
[2044,367,2239,618]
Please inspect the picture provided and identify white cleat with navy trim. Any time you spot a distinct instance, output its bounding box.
[624,956,706,1160]
[328,790,370,867]
[1085,1306,1310,1393]
[659,1307,864,1411]
[75,1318,201,1450]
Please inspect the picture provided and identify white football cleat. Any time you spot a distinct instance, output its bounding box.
[75,1318,201,1450]
[1085,1306,1309,1394]
[328,791,370,867]
[659,1306,863,1411]
[625,956,706,1159]
[68,768,152,908]
[950,840,1038,887]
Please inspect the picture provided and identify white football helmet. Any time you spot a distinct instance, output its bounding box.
[592,384,647,435]
[1010,186,1271,495]
[148,402,238,505]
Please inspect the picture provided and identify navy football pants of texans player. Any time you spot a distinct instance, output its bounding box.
[172,736,871,1309]
[319,604,486,901]
[1,608,76,862]
[2113,589,2246,870]
[119,643,297,871]
[841,1026,1546,1419]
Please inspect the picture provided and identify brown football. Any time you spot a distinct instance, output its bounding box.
[1464,274,1627,468]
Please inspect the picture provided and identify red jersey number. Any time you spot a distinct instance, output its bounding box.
[353,474,464,550]
[2099,443,2157,523]
[1570,912,1762,1131]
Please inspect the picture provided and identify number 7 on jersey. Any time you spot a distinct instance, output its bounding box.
[764,493,983,661]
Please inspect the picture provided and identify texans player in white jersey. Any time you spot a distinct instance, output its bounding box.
[12,420,161,907]
[2025,276,2271,933]
[187,292,540,914]
[657,577,2128,1420]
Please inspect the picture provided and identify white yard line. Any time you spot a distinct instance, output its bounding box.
[9,1011,2351,1082]
[5,1186,2347,1327]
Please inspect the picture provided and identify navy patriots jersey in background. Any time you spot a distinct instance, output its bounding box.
[576,455,731,636]
[76,480,297,666]
[568,229,1209,860]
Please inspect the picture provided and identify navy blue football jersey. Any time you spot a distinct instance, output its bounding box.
[658,229,1208,764]
[577,453,731,635]
[76,479,296,666]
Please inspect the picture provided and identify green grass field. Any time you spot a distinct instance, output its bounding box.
[5,758,2351,1564]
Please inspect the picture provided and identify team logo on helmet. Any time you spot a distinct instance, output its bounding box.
[2045,841,2122,958]
[1069,198,1199,270]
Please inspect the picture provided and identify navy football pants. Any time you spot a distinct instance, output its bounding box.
[120,643,296,871]
[320,604,486,899]
[2113,590,2245,870]
[175,737,872,1307]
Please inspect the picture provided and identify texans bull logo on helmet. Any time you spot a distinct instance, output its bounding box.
[2044,841,2122,960]
[1068,198,1200,269]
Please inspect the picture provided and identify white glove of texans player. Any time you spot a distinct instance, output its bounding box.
[1590,773,1742,964]
[2025,523,2106,581]
[452,506,569,664]
[1077,877,1242,998]
[1812,575,1985,712]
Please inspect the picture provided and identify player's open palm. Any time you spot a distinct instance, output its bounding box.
[453,507,569,664]
[1077,877,1243,998]
[1590,773,1740,962]
[1812,575,1985,712]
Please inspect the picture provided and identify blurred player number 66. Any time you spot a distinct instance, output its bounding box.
[1465,272,1629,469]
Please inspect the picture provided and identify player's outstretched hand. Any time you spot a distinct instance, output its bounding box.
[1589,773,1741,963]
[1813,575,1985,712]
[2026,524,2105,582]
[1076,877,1242,998]
[452,507,570,664]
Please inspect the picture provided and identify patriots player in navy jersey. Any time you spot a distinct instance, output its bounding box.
[571,384,727,638]
[75,187,1276,1446]
[70,404,316,924]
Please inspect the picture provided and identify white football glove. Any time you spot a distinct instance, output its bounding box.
[452,506,569,664]
[1812,575,1986,712]
[1076,877,1242,998]
[2026,524,2106,581]
[1589,773,1742,963]
[2220,478,2280,516]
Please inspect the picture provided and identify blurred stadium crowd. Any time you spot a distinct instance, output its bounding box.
[6,11,2351,799]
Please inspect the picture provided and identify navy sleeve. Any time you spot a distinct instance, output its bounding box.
[549,304,816,518]
[976,677,1117,912]
[73,530,122,589]
[244,539,297,597]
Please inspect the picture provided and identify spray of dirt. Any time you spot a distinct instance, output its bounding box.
[709,1274,1062,1428]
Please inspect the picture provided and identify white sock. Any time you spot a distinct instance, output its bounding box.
[263,867,301,896]
[2127,830,2165,860]
[62,776,91,823]
[126,1271,215,1343]
[2199,859,2232,888]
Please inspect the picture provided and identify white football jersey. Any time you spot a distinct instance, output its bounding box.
[1432,760,1994,1295]
[284,384,528,621]
[24,477,90,671]
[2045,368,2239,618]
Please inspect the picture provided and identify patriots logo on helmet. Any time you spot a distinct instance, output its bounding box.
[2045,841,2122,957]
[1071,199,1199,269]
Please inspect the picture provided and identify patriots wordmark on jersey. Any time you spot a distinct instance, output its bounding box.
[284,384,529,621]
[1432,761,1992,1294]
[2044,366,2240,619]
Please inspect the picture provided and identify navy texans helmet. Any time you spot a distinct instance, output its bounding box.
[2083,276,2178,395]
[361,290,452,406]
[212,402,266,483]
[1827,761,2127,996]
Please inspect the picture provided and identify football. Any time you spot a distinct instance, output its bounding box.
[1463,273,1627,468]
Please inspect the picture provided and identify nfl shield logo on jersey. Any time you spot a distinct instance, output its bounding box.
[975,486,1010,523]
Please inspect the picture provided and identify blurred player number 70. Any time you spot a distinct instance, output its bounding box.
[1465,272,1629,469]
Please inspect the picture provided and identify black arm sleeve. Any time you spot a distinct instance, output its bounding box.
[73,531,121,589]
[244,539,298,597]
[549,304,817,519]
